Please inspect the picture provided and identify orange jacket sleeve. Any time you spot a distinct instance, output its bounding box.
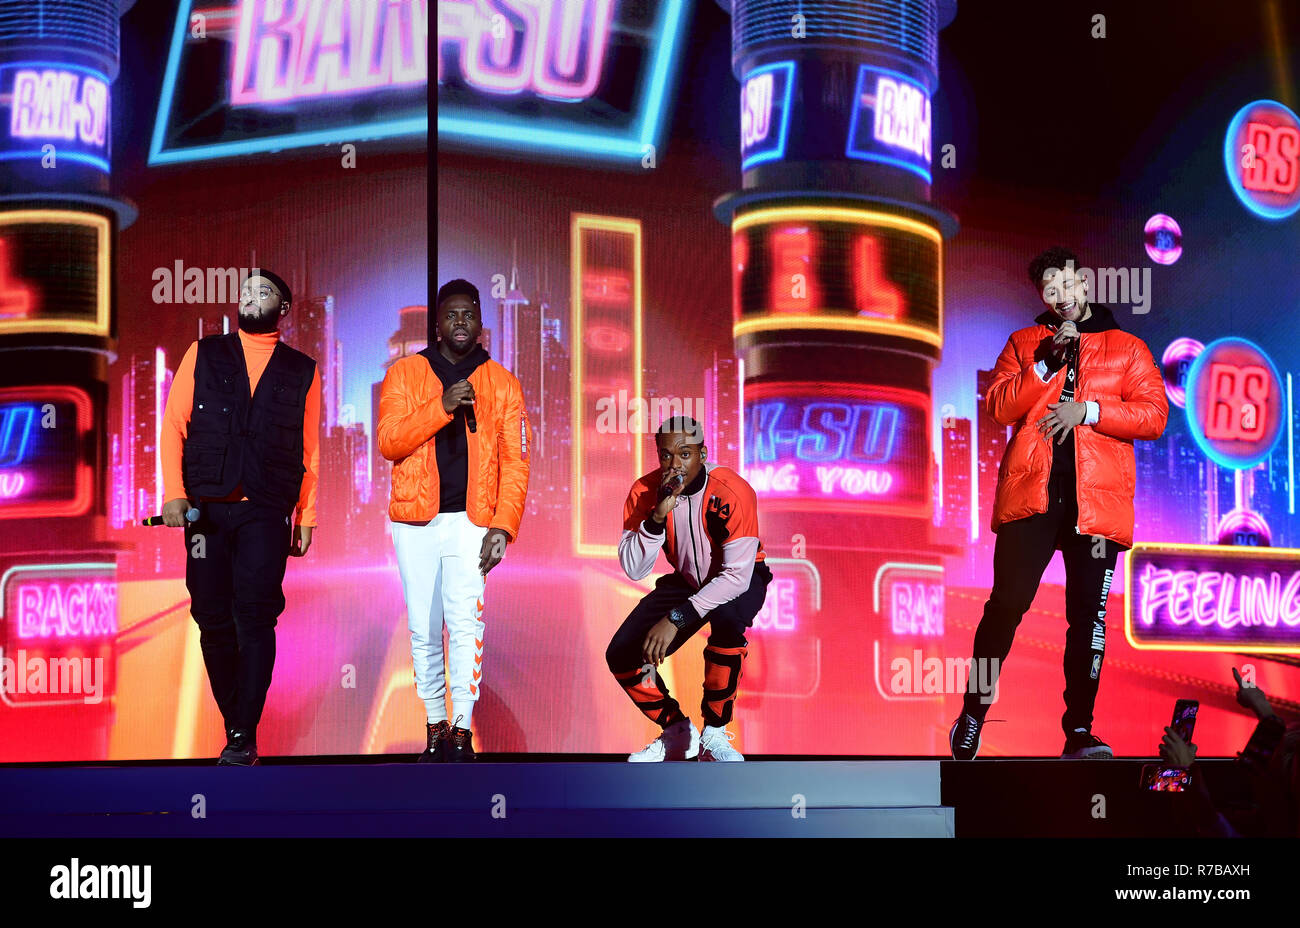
[986,333,1055,426]
[489,372,532,541]
[295,367,322,526]
[378,360,453,462]
[160,341,198,504]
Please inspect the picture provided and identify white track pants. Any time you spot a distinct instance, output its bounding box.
[392,512,487,728]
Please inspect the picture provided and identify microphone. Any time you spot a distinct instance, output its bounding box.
[657,473,685,501]
[142,508,199,526]
[465,403,477,434]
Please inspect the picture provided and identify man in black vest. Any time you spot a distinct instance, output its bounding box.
[159,269,321,765]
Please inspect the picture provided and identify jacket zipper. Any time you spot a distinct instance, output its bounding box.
[1072,334,1082,534]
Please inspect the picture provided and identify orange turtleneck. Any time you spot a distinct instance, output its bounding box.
[160,329,321,526]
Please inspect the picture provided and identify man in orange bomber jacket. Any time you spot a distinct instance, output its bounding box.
[159,269,321,766]
[950,247,1168,762]
[378,279,531,763]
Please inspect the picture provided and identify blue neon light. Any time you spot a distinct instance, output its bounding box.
[845,64,932,184]
[1,61,111,173]
[149,0,427,165]
[749,400,900,464]
[740,60,795,171]
[1223,99,1300,221]
[0,405,36,468]
[1184,337,1285,470]
[437,0,691,165]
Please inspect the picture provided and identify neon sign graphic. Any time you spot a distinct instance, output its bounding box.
[1216,508,1271,547]
[740,60,794,170]
[437,0,614,101]
[1185,337,1284,469]
[846,65,932,182]
[0,404,35,467]
[1125,544,1300,652]
[0,238,34,319]
[1224,99,1300,219]
[437,0,690,164]
[874,563,944,637]
[1,563,117,644]
[754,577,797,631]
[8,69,108,146]
[731,207,943,350]
[1160,337,1203,410]
[231,0,428,104]
[743,382,930,516]
[0,473,25,498]
[1144,213,1182,265]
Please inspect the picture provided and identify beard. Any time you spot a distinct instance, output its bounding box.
[238,307,280,334]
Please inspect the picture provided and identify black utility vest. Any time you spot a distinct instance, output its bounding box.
[181,333,315,512]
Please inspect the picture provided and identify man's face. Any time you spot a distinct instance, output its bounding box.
[239,275,287,333]
[437,295,482,352]
[656,432,706,486]
[1039,264,1086,323]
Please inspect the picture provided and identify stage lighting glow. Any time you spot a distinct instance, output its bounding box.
[1185,337,1284,469]
[0,387,94,519]
[1215,508,1271,546]
[1160,337,1203,409]
[0,211,110,340]
[1224,99,1300,219]
[1126,544,1300,653]
[1144,213,1182,264]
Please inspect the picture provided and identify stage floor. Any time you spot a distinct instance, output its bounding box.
[0,755,1230,837]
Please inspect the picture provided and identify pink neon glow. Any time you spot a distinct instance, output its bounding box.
[890,580,943,636]
[1143,213,1182,265]
[741,71,773,150]
[8,69,109,146]
[436,0,613,101]
[872,76,931,161]
[0,472,26,498]
[1216,507,1272,546]
[15,580,118,639]
[745,463,894,497]
[1160,337,1203,409]
[0,239,35,320]
[754,577,797,631]
[231,0,427,106]
[1137,564,1300,632]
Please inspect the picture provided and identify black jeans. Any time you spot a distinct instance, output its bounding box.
[962,466,1122,735]
[606,562,772,728]
[184,500,293,735]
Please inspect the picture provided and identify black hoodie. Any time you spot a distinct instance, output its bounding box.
[418,343,490,512]
[1032,304,1122,498]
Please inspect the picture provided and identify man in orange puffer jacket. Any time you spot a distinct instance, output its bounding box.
[950,247,1168,761]
[378,279,531,762]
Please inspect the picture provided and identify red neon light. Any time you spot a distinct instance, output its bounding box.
[1242,121,1300,195]
[731,231,748,323]
[851,234,903,319]
[582,270,631,305]
[0,239,35,320]
[769,226,818,314]
[1205,362,1270,441]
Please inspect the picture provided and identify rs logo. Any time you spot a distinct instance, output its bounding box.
[1205,363,1268,441]
[0,404,35,467]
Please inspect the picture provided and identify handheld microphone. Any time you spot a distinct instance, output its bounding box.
[657,473,685,501]
[466,403,477,434]
[142,508,199,526]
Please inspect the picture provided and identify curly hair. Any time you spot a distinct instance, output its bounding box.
[1028,246,1081,289]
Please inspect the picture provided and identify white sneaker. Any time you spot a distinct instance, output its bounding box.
[627,718,700,762]
[698,726,744,762]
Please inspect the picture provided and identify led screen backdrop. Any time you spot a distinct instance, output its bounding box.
[5,0,1298,763]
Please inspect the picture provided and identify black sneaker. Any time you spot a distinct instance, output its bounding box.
[217,729,259,766]
[446,725,476,763]
[1062,728,1113,759]
[418,720,450,764]
[949,713,983,760]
